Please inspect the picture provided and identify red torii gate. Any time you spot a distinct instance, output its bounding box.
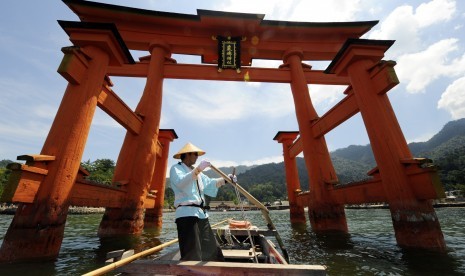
[274,39,446,251]
[0,0,446,263]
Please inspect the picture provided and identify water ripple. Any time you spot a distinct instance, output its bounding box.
[0,208,464,275]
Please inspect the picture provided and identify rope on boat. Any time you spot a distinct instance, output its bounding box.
[210,164,290,263]
[231,174,259,263]
[82,218,231,276]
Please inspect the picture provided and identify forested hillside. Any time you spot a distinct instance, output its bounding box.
[209,156,371,204]
[331,118,465,191]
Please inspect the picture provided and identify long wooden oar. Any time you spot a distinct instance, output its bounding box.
[210,164,290,263]
[82,218,230,276]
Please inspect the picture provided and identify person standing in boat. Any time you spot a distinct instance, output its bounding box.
[170,142,228,261]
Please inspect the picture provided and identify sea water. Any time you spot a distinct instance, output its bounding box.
[0,208,464,275]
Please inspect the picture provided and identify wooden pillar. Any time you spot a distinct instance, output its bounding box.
[328,39,445,250]
[0,45,111,262]
[98,40,172,236]
[144,129,177,228]
[282,48,347,232]
[274,132,306,224]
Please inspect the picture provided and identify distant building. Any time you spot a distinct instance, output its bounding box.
[445,190,464,202]
[209,201,236,210]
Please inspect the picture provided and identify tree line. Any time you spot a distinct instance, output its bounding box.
[1,152,463,207]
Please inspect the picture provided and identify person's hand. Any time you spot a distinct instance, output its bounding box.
[228,174,237,183]
[196,159,211,173]
[216,178,225,187]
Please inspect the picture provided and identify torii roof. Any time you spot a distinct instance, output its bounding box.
[63,0,378,66]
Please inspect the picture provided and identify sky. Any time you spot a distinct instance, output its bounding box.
[1,0,464,173]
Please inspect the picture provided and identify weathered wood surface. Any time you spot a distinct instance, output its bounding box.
[116,260,326,276]
[16,154,56,162]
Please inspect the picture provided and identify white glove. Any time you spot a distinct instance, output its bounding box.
[228,174,237,183]
[216,178,225,187]
[196,159,211,172]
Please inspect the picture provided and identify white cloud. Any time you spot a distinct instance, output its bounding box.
[415,0,456,28]
[437,76,465,119]
[368,5,419,55]
[33,105,58,119]
[166,82,294,123]
[285,0,362,22]
[309,85,346,113]
[217,0,362,22]
[368,0,456,57]
[0,121,49,139]
[395,38,459,93]
[165,79,348,124]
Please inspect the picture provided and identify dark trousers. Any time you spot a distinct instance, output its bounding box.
[175,216,225,261]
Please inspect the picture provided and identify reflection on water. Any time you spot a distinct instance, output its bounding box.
[401,248,462,276]
[96,227,162,258]
[0,208,464,275]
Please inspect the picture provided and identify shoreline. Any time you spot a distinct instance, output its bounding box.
[1,202,464,215]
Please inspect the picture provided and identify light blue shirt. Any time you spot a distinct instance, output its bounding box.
[170,162,219,219]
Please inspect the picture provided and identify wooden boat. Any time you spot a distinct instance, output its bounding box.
[83,166,326,275]
[113,219,326,275]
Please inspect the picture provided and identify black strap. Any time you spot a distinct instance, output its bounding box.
[177,203,210,210]
[195,180,205,207]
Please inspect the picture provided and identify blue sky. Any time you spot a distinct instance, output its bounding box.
[1,0,464,172]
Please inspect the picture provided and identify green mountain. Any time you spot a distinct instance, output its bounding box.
[332,118,465,166]
[209,118,465,203]
[207,155,371,203]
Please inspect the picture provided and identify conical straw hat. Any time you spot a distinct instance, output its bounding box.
[173,142,206,159]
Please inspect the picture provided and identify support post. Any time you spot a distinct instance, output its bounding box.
[327,39,445,250]
[0,46,110,262]
[273,132,306,224]
[144,129,177,228]
[282,48,347,232]
[98,40,171,236]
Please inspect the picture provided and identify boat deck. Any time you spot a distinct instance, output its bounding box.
[117,260,326,275]
[115,226,326,275]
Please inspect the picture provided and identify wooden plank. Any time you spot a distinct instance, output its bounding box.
[214,228,276,237]
[311,91,359,138]
[7,163,48,175]
[16,154,56,162]
[400,158,432,164]
[98,85,143,135]
[331,178,387,204]
[117,260,326,276]
[0,167,43,203]
[367,166,379,176]
[288,137,302,159]
[107,63,350,85]
[69,179,127,208]
[144,194,155,209]
[297,165,445,206]
[1,165,128,207]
